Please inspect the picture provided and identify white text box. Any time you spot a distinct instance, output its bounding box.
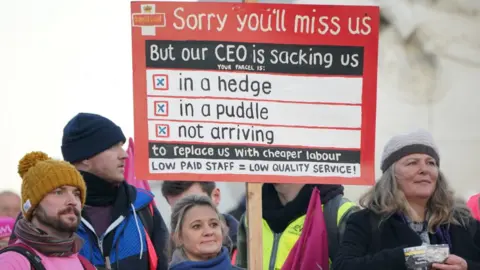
[147,120,361,148]
[146,69,362,104]
[147,97,361,128]
[149,158,361,177]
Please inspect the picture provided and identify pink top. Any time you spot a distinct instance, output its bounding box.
[0,241,84,270]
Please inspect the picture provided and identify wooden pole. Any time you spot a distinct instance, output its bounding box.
[241,0,263,268]
[246,182,263,270]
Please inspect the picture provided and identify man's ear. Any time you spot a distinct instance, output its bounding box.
[74,159,91,171]
[82,159,90,167]
[211,188,221,206]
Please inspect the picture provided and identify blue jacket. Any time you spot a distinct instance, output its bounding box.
[78,183,169,270]
[169,247,244,270]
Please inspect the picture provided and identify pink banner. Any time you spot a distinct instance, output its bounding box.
[124,137,152,193]
[467,194,480,221]
[281,187,329,270]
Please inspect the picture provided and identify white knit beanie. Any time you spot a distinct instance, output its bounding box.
[380,129,439,172]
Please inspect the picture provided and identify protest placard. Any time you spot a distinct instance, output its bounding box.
[131,2,379,269]
[131,2,379,184]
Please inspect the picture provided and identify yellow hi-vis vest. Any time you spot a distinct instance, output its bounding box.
[262,215,305,270]
[247,196,357,270]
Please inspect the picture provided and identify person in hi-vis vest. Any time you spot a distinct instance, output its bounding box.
[235,183,359,270]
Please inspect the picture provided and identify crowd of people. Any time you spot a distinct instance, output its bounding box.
[0,113,478,270]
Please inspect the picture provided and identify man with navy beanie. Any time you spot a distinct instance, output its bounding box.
[62,113,169,270]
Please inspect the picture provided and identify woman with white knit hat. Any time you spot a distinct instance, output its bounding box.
[333,129,480,270]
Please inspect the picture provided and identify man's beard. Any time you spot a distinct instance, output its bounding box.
[35,205,81,234]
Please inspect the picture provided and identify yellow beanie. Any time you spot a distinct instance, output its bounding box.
[18,151,87,221]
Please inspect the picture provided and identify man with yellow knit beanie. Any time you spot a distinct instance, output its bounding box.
[0,151,95,270]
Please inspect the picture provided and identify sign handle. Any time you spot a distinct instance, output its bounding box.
[241,0,262,268]
[246,182,263,270]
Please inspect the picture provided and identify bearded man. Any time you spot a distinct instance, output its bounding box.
[0,151,95,270]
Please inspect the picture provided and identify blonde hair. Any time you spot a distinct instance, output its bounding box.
[359,165,471,232]
[169,194,229,258]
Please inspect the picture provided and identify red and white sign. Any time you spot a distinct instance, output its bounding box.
[131,2,380,185]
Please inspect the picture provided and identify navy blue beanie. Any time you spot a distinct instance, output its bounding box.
[61,113,126,163]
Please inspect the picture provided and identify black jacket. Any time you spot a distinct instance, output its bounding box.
[332,209,480,270]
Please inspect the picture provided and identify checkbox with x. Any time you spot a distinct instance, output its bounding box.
[155,124,170,138]
[152,74,169,90]
[154,101,169,116]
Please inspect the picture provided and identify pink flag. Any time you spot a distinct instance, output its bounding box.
[0,217,15,239]
[281,187,329,270]
[467,193,480,221]
[124,137,152,193]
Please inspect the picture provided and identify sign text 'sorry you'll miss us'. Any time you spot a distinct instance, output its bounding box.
[131,2,380,185]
